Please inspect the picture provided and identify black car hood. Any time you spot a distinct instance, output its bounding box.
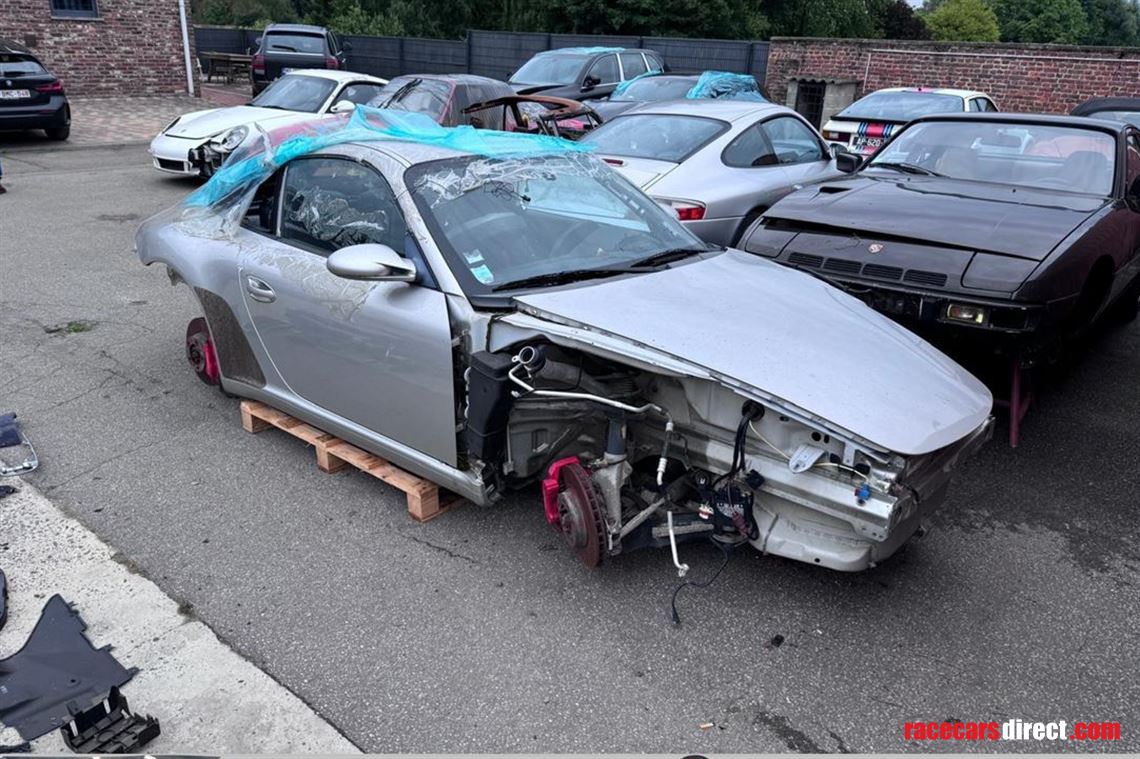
[765,175,1108,261]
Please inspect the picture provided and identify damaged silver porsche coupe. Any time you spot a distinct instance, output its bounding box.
[137,108,993,573]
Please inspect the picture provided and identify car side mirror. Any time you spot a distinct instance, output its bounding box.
[329,99,357,114]
[327,244,417,282]
[836,152,862,173]
[581,75,600,91]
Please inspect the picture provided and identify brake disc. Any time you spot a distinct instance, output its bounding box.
[555,462,606,568]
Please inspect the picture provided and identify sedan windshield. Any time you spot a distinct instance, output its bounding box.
[367,77,452,122]
[867,121,1117,196]
[407,153,711,294]
[838,91,964,121]
[250,74,337,113]
[613,77,696,101]
[579,114,727,162]
[510,54,589,85]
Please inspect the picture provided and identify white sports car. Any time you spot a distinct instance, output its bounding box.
[149,69,387,177]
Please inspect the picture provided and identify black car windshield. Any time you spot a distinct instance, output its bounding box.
[612,77,696,101]
[510,54,590,85]
[838,91,964,121]
[367,78,452,122]
[867,121,1117,196]
[0,55,46,76]
[250,74,337,113]
[406,153,710,294]
[579,114,727,162]
[262,32,325,54]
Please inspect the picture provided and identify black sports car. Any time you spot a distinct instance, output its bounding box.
[1071,96,1140,128]
[741,113,1140,362]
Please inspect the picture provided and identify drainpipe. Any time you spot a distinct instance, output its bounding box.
[177,0,195,96]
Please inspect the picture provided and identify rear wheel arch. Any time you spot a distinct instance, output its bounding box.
[1074,256,1116,325]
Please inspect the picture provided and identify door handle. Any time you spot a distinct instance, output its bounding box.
[246,275,276,303]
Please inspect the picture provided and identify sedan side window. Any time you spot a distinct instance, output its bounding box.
[339,82,385,105]
[620,52,647,79]
[761,116,824,164]
[280,157,407,256]
[722,123,778,168]
[588,54,619,84]
[645,53,664,73]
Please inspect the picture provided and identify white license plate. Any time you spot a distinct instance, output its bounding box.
[0,89,31,99]
[852,136,883,153]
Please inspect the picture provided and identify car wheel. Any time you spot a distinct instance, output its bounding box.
[732,208,766,247]
[44,108,70,141]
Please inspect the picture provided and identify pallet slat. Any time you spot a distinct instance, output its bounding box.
[239,400,464,522]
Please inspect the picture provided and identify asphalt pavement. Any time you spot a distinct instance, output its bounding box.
[1,145,1138,753]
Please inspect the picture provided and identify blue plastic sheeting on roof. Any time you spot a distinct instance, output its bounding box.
[538,46,623,55]
[612,69,663,97]
[185,106,592,210]
[686,71,766,102]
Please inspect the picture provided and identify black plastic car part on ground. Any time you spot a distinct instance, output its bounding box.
[251,24,348,95]
[0,595,137,741]
[740,112,1140,363]
[0,37,70,140]
[508,47,664,101]
[60,686,160,754]
[1071,96,1140,128]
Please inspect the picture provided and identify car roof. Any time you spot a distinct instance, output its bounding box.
[872,86,990,99]
[536,47,649,56]
[0,37,34,56]
[1072,97,1140,114]
[390,73,507,86]
[263,23,328,35]
[618,99,786,122]
[287,68,385,84]
[910,111,1128,132]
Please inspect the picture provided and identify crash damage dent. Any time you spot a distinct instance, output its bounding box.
[480,312,993,571]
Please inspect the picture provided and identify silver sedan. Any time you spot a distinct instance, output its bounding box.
[137,128,990,573]
[580,100,843,246]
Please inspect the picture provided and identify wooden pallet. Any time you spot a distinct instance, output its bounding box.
[239,400,464,522]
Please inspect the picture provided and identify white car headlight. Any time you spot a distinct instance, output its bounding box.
[216,125,249,152]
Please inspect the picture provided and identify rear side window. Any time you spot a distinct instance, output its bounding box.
[588,55,619,84]
[0,55,46,76]
[281,158,408,256]
[263,33,326,55]
[338,82,385,105]
[582,114,728,162]
[722,123,778,167]
[645,53,664,73]
[620,53,647,79]
[761,116,824,164]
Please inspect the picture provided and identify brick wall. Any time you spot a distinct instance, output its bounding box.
[0,0,198,97]
[766,37,1140,114]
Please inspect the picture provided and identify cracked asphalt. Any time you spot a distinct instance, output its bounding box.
[1,145,1138,753]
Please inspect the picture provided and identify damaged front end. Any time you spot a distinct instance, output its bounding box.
[465,333,992,572]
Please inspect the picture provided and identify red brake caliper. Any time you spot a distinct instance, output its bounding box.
[185,317,220,386]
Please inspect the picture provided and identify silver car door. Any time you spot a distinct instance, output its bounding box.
[237,155,458,466]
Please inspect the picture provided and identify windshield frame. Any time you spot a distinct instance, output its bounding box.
[863,117,1122,197]
[837,91,965,122]
[404,154,713,302]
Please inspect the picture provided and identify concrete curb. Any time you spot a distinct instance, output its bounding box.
[0,476,361,753]
[0,140,152,154]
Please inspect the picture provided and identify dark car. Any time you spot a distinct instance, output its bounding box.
[508,47,664,101]
[0,37,70,140]
[740,113,1140,362]
[251,24,349,95]
[365,74,515,128]
[589,71,764,120]
[1072,97,1140,128]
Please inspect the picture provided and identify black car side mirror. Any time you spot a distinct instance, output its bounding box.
[582,75,600,91]
[836,152,862,174]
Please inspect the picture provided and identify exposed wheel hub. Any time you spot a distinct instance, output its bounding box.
[185,317,220,386]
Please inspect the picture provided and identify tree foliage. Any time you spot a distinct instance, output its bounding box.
[190,0,1140,45]
[926,0,1001,41]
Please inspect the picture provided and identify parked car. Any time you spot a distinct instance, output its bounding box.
[1072,97,1140,128]
[590,71,764,120]
[251,23,349,95]
[580,100,841,246]
[0,37,70,141]
[508,47,664,101]
[149,70,387,177]
[365,74,515,128]
[822,87,997,156]
[137,114,992,573]
[741,113,1140,362]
